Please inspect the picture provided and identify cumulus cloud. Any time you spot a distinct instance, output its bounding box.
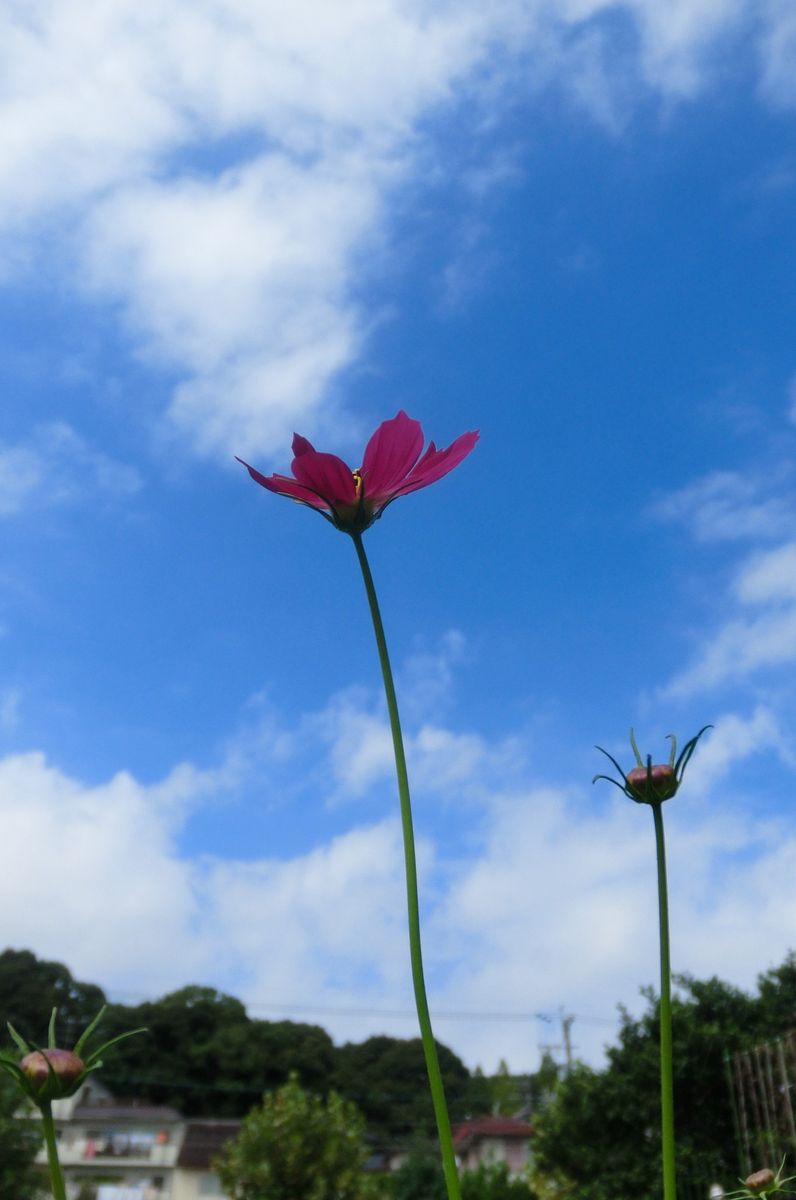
[1,682,792,1072]
[0,0,789,460]
[655,462,796,696]
[651,469,795,543]
[0,423,141,517]
[734,541,796,603]
[666,608,796,696]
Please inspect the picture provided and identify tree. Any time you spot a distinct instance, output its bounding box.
[533,975,762,1200]
[334,1035,476,1145]
[0,948,106,1046]
[460,1162,537,1200]
[216,1074,370,1200]
[389,1144,447,1200]
[489,1060,519,1116]
[0,1075,40,1200]
[389,1150,538,1200]
[101,986,336,1116]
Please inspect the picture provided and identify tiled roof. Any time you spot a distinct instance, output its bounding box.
[71,1101,183,1124]
[177,1120,242,1170]
[452,1116,534,1148]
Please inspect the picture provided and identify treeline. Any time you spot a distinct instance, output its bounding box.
[534,955,796,1199]
[0,948,520,1144]
[6,945,796,1198]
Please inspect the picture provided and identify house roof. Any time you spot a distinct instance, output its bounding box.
[71,1100,183,1124]
[177,1120,242,1170]
[452,1116,534,1149]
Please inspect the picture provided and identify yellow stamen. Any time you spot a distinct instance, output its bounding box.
[352,470,363,496]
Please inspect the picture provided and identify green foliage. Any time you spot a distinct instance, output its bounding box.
[100,986,336,1116]
[334,1035,475,1145]
[460,1161,538,1200]
[215,1074,370,1200]
[533,973,773,1200]
[489,1060,519,1116]
[0,1074,41,1200]
[388,1145,447,1200]
[0,948,105,1046]
[0,950,487,1135]
[389,1151,537,1200]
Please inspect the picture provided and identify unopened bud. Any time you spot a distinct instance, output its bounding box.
[626,763,678,803]
[744,1168,777,1195]
[20,1048,85,1100]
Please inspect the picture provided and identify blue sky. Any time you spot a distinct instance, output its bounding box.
[1,0,796,1075]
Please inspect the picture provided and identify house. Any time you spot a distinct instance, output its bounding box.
[172,1120,241,1200]
[31,1080,240,1200]
[452,1115,535,1176]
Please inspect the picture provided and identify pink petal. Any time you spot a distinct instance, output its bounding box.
[360,410,425,496]
[390,430,479,498]
[292,434,315,457]
[235,458,331,512]
[291,450,359,507]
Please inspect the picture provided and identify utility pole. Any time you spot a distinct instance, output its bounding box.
[560,1009,575,1074]
[536,1008,576,1076]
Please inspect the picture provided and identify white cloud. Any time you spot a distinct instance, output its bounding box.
[0,0,789,460]
[0,423,141,517]
[0,752,206,992]
[680,707,789,794]
[734,541,796,603]
[2,691,792,1073]
[314,676,523,803]
[651,469,795,542]
[758,0,796,109]
[84,155,381,457]
[666,607,796,696]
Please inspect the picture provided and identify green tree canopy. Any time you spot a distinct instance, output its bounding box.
[0,1075,40,1200]
[460,1161,538,1200]
[389,1148,538,1200]
[216,1074,370,1200]
[533,973,770,1200]
[0,948,106,1046]
[334,1035,478,1146]
[101,985,336,1116]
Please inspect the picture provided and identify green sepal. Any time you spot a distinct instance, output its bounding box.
[6,1022,31,1056]
[73,1006,107,1058]
[83,1027,147,1069]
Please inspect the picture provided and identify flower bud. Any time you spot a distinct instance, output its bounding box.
[744,1168,777,1195]
[626,763,678,803]
[20,1048,85,1100]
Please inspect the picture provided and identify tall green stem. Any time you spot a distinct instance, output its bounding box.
[40,1100,67,1200]
[652,801,676,1200]
[352,532,461,1200]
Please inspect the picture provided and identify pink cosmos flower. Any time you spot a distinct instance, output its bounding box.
[237,410,478,534]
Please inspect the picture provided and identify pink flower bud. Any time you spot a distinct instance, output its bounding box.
[20,1048,85,1100]
[626,763,678,803]
[744,1168,777,1195]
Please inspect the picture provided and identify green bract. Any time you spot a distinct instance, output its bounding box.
[593,725,712,806]
[0,1006,146,1110]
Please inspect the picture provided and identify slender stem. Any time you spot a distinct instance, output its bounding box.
[352,533,461,1200]
[40,1100,67,1200]
[652,801,677,1200]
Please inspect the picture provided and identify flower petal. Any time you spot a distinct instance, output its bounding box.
[292,434,315,457]
[390,430,479,498]
[291,450,359,507]
[360,410,425,497]
[235,457,331,512]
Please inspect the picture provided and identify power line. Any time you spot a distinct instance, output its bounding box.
[106,990,616,1026]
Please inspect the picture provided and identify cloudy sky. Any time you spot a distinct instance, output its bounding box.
[2,0,796,1079]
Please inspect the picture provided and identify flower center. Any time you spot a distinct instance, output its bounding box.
[352,470,363,497]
